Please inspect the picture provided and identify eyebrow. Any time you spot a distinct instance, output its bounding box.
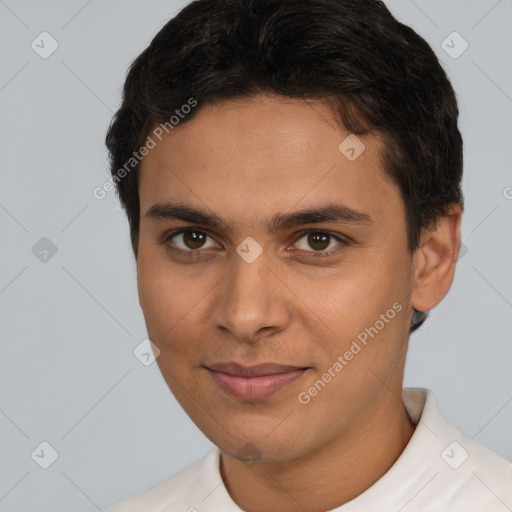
[144,202,373,232]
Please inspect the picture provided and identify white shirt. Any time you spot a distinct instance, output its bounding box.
[107,388,512,511]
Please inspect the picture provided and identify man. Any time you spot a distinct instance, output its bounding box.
[105,0,512,510]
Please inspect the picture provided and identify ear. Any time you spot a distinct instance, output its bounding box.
[410,203,463,312]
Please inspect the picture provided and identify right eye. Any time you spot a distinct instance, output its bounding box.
[164,228,218,253]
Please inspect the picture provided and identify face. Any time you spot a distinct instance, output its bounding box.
[136,94,416,463]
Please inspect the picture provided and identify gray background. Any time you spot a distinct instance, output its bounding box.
[1,0,511,510]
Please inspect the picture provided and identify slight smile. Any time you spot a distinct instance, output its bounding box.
[205,362,311,400]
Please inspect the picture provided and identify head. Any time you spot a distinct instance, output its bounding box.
[105,0,464,463]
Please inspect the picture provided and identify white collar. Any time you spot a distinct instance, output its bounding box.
[196,388,512,511]
[108,388,512,511]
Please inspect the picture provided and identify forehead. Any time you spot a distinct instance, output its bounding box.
[138,95,403,232]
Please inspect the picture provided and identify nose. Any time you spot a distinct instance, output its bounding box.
[209,249,291,343]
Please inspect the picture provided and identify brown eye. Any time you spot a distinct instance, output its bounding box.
[307,232,330,251]
[167,229,216,251]
[294,230,346,254]
[182,230,207,249]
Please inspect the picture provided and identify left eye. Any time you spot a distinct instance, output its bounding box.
[294,231,345,252]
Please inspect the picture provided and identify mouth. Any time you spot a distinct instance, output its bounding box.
[204,362,310,400]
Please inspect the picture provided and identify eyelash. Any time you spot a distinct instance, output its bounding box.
[162,228,349,258]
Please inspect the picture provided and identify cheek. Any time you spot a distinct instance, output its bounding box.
[136,250,211,359]
[137,244,184,312]
[311,256,410,359]
[311,262,402,323]
[137,249,183,341]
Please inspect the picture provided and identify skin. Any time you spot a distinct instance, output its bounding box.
[136,94,463,512]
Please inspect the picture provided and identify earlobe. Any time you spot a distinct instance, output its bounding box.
[410,203,463,313]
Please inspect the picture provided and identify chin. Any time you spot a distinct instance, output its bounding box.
[209,422,312,465]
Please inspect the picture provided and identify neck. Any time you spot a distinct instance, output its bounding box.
[220,387,416,512]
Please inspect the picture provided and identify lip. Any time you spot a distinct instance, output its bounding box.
[205,362,309,400]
